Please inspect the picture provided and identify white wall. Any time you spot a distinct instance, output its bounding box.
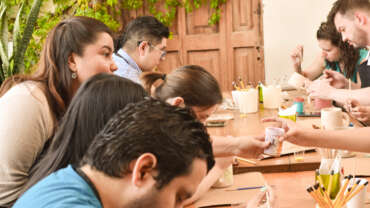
[263,0,336,85]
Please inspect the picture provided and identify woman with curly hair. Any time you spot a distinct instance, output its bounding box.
[291,22,367,87]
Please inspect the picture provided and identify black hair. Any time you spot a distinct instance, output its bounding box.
[115,16,169,52]
[81,98,215,189]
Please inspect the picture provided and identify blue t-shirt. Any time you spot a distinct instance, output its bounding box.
[325,48,368,83]
[13,165,102,208]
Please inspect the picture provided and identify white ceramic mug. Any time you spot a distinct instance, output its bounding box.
[238,89,258,114]
[321,107,349,130]
[263,85,282,109]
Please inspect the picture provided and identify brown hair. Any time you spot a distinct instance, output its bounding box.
[141,65,223,108]
[317,22,359,79]
[327,0,370,24]
[0,16,113,124]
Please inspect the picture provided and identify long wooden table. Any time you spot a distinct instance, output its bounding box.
[207,90,364,174]
[192,90,370,208]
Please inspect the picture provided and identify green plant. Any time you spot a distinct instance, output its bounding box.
[122,0,227,27]
[0,0,42,83]
[1,0,227,80]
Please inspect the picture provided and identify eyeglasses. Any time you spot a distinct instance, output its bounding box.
[138,41,167,60]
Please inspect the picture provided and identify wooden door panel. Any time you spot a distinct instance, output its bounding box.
[187,50,226,88]
[232,0,254,31]
[225,0,264,90]
[158,52,181,74]
[186,4,218,34]
[183,34,220,50]
[234,47,262,85]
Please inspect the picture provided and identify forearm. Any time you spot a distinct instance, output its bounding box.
[294,128,370,153]
[329,87,370,105]
[211,136,240,157]
[302,69,322,81]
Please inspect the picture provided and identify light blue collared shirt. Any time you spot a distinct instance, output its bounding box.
[113,49,142,84]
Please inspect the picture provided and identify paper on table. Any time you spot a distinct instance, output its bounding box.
[206,113,234,122]
[193,172,265,208]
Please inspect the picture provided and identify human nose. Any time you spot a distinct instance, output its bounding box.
[110,61,118,72]
[341,33,348,42]
[321,51,328,57]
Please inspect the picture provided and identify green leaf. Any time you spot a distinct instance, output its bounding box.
[0,2,8,56]
[0,2,9,73]
[12,2,24,59]
[13,0,43,75]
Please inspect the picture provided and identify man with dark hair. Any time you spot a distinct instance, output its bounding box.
[309,0,370,123]
[13,99,214,208]
[113,16,170,84]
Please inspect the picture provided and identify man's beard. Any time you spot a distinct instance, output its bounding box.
[352,26,368,48]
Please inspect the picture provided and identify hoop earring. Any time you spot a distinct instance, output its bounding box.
[71,72,77,79]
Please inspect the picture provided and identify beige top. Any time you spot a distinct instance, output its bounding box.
[0,81,54,207]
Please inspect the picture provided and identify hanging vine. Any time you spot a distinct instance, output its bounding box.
[4,0,227,74]
[122,0,227,26]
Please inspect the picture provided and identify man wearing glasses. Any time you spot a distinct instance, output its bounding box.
[113,16,169,84]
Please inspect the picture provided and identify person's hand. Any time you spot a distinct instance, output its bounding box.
[346,99,370,123]
[323,70,348,89]
[290,45,304,73]
[261,117,309,146]
[239,185,276,208]
[234,136,270,159]
[307,79,335,99]
[344,99,359,112]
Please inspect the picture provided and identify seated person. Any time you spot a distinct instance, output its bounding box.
[13,99,215,208]
[141,65,271,205]
[291,22,367,86]
[23,73,146,194]
[113,16,169,84]
[0,16,117,207]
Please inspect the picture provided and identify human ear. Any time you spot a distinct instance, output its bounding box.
[130,153,157,187]
[68,53,78,73]
[166,97,185,107]
[138,41,149,57]
[354,12,367,26]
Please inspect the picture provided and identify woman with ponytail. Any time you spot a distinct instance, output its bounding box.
[0,17,117,207]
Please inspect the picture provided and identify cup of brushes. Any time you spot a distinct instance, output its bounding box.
[308,174,368,208]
